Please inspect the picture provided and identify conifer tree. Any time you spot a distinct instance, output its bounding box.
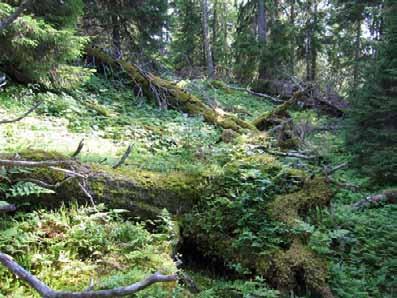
[347,0,397,184]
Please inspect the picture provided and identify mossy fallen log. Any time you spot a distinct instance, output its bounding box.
[252,91,302,131]
[86,47,255,132]
[2,150,334,296]
[2,151,208,217]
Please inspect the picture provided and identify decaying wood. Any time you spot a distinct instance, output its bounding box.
[0,202,16,213]
[0,101,42,125]
[352,189,397,210]
[71,139,85,158]
[86,47,254,132]
[113,144,133,169]
[252,91,303,130]
[0,252,177,298]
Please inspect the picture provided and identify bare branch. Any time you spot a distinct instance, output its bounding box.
[78,180,95,207]
[257,146,316,160]
[0,159,71,168]
[0,252,177,298]
[71,139,85,158]
[0,0,33,32]
[0,101,42,125]
[246,88,284,103]
[113,145,133,169]
[16,177,76,191]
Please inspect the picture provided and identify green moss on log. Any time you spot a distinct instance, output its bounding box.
[86,48,255,132]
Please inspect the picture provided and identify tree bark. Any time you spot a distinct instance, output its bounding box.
[112,14,122,59]
[201,0,215,79]
[353,19,361,90]
[257,0,268,79]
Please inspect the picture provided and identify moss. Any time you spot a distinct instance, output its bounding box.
[87,47,255,132]
[270,239,332,297]
[208,80,233,93]
[267,177,333,227]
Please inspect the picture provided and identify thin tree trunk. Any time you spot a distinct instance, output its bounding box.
[289,0,296,75]
[112,15,122,59]
[201,0,215,79]
[258,0,267,79]
[353,19,361,90]
[212,0,218,65]
[310,1,318,81]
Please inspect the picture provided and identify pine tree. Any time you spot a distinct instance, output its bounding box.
[347,0,397,184]
[0,1,87,84]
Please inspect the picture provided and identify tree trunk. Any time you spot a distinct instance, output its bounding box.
[353,19,361,90]
[201,0,215,79]
[112,15,122,59]
[258,0,268,79]
[86,48,254,131]
[310,1,318,81]
[289,0,296,75]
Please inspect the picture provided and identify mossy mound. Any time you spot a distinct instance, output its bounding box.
[267,177,333,227]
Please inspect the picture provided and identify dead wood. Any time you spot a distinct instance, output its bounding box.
[86,47,254,132]
[0,252,177,298]
[0,101,42,125]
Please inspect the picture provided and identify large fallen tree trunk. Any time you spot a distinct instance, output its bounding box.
[0,151,208,217]
[86,47,254,132]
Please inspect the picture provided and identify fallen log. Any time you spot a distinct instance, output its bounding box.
[86,48,255,132]
[252,91,302,131]
[1,151,208,217]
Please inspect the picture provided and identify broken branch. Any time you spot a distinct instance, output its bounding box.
[113,145,133,169]
[0,101,42,125]
[0,252,177,298]
[71,139,85,158]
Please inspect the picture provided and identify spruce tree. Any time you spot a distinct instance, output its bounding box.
[0,1,86,84]
[347,0,397,184]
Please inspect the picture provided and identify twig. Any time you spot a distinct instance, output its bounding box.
[71,139,85,158]
[0,101,42,125]
[0,252,177,298]
[113,145,133,169]
[78,180,95,207]
[48,167,86,178]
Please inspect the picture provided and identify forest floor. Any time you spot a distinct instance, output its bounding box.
[0,77,395,297]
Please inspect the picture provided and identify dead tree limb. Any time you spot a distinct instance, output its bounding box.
[0,252,177,298]
[246,88,284,103]
[0,0,32,32]
[0,101,42,125]
[352,189,397,210]
[71,139,85,158]
[0,159,72,168]
[113,145,133,169]
[0,202,16,213]
[86,47,254,132]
